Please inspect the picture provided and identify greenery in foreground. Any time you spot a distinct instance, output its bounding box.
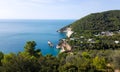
[0,41,120,72]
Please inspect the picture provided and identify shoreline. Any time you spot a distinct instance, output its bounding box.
[57,27,73,53]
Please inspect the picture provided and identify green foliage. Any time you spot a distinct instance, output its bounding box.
[112,51,120,69]
[82,52,90,59]
[0,52,4,60]
[0,44,118,72]
[0,52,4,65]
[59,63,78,72]
[24,41,41,57]
[68,34,120,51]
[1,54,41,72]
[40,54,59,72]
[93,56,106,70]
[1,53,15,65]
[71,10,120,34]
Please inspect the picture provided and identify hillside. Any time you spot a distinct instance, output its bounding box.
[70,10,120,34]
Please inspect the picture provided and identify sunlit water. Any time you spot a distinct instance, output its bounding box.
[0,20,75,56]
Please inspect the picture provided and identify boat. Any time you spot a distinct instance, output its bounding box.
[48,40,54,47]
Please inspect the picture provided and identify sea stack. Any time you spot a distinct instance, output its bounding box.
[48,40,54,47]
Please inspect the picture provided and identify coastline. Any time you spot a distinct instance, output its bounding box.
[0,20,75,56]
[57,27,73,53]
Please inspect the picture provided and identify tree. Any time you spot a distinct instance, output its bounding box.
[59,63,78,72]
[1,54,41,72]
[24,41,41,57]
[112,51,120,70]
[93,56,106,71]
[0,52,4,65]
[39,54,59,72]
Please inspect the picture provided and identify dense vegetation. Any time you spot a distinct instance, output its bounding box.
[60,10,120,72]
[0,41,120,72]
[70,10,120,34]
[68,34,120,51]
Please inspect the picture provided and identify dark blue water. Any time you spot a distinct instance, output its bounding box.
[0,20,74,56]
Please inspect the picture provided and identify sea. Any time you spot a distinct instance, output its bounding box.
[0,19,75,56]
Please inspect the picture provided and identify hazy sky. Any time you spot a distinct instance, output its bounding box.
[0,0,120,19]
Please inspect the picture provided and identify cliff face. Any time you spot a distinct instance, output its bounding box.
[57,39,71,53]
[57,25,71,32]
[58,27,73,38]
[66,28,73,38]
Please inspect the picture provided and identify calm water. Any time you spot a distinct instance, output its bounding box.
[0,20,74,56]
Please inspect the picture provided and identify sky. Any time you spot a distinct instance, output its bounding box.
[0,0,120,19]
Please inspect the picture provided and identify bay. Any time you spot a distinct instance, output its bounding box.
[0,19,75,56]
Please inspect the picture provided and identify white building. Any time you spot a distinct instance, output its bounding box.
[115,41,119,44]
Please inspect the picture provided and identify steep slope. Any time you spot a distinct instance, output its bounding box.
[71,10,120,33]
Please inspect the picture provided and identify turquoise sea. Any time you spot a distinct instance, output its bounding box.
[0,20,75,56]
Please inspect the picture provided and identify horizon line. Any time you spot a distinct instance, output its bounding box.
[0,19,78,20]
